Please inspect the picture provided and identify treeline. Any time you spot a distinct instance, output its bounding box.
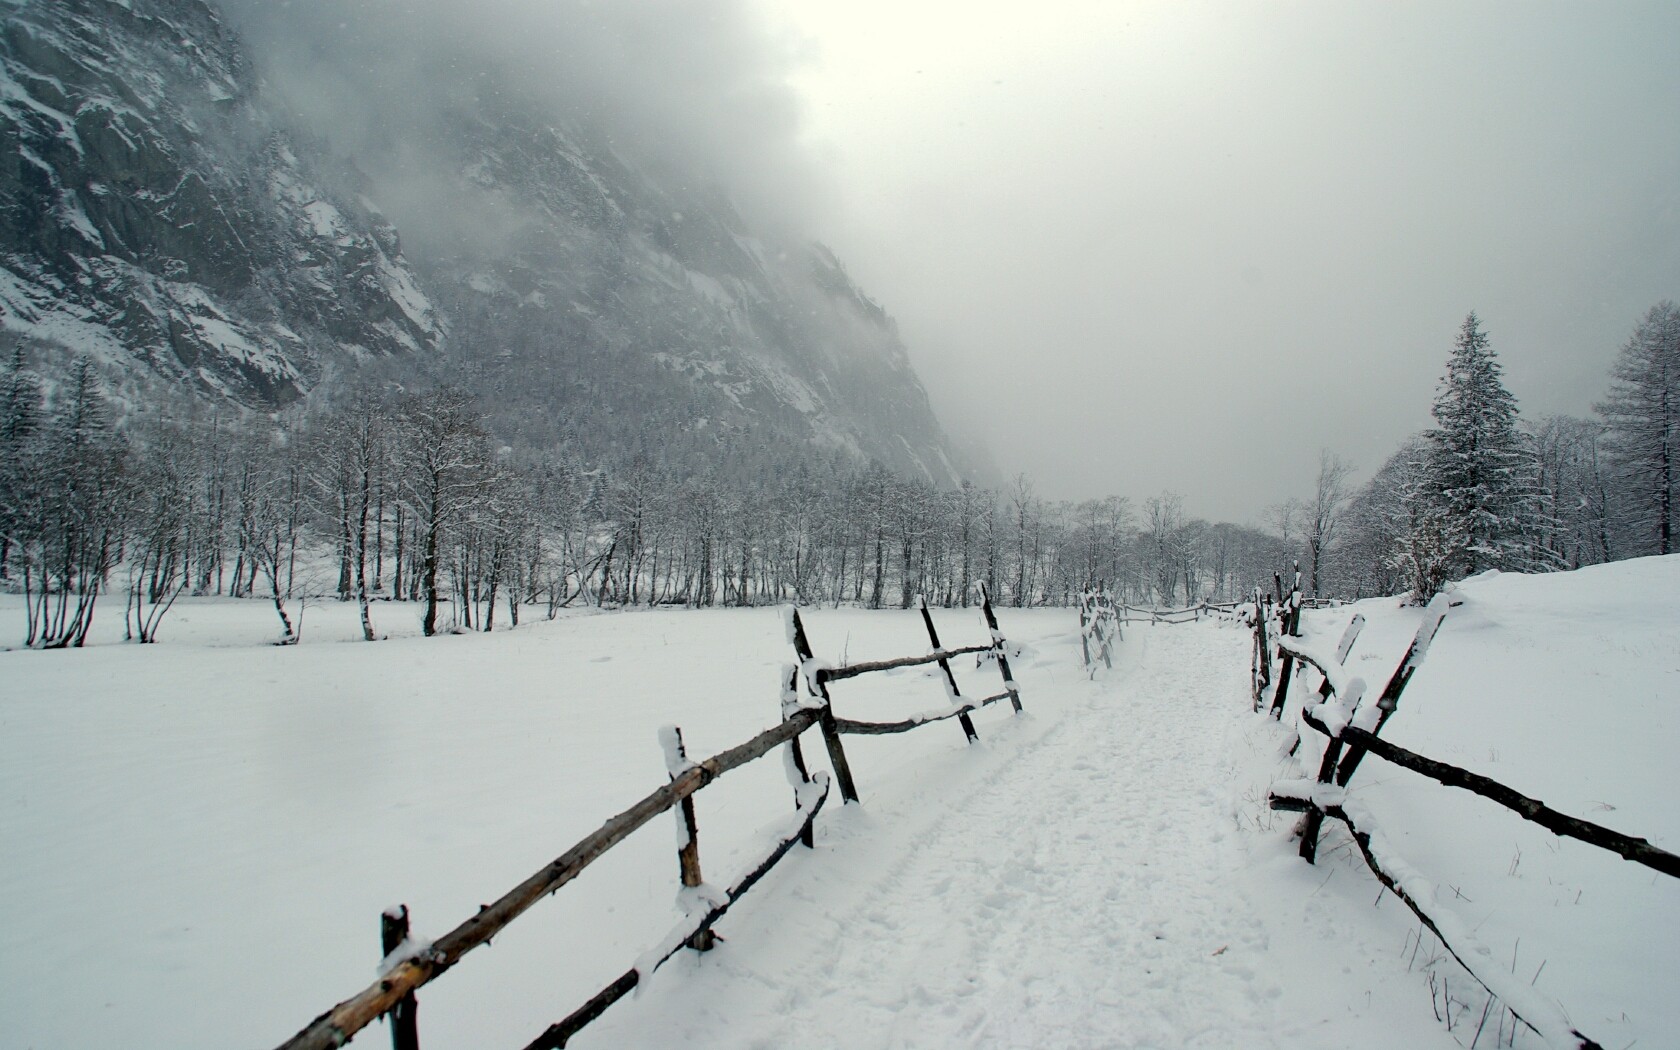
[1,300,1671,646]
[0,354,1297,647]
[1317,302,1676,601]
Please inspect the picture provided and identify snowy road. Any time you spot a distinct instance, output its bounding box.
[580,622,1451,1049]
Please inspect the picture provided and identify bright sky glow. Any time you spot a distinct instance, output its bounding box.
[755,0,1680,520]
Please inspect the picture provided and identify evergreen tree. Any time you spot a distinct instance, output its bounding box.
[1,346,44,442]
[1597,301,1679,556]
[1424,313,1533,577]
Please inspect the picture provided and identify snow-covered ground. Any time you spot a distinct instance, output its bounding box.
[1282,556,1680,1050]
[1,559,1673,1049]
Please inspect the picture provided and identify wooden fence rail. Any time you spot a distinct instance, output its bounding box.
[1116,600,1238,625]
[272,592,1023,1050]
[1249,590,1678,1050]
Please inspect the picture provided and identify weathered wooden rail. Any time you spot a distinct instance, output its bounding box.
[1116,600,1239,625]
[1251,589,1679,1050]
[272,591,1023,1050]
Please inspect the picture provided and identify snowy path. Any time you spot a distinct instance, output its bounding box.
[2,603,1474,1049]
[581,624,1309,1049]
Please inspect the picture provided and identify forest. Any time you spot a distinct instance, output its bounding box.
[0,301,1673,649]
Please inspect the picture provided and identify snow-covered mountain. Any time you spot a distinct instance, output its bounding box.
[0,0,443,404]
[0,0,966,483]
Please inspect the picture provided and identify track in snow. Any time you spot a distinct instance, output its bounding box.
[579,622,1304,1049]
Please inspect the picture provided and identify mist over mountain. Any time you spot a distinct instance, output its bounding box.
[1,0,973,483]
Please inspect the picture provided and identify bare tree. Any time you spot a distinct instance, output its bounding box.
[1303,450,1352,597]
[395,390,492,636]
[1144,492,1185,605]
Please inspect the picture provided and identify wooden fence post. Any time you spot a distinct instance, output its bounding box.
[919,596,978,743]
[1297,614,1367,862]
[380,906,420,1050]
[1078,595,1093,669]
[1334,599,1448,787]
[977,583,1023,713]
[662,727,716,951]
[1251,589,1272,711]
[1267,582,1303,720]
[789,609,861,803]
[783,666,817,848]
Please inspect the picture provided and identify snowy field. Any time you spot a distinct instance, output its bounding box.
[1,560,1674,1049]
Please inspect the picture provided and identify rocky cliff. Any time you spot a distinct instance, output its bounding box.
[0,0,964,483]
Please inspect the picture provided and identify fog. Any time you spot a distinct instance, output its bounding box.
[767,1,1680,521]
[226,1,1679,524]
[220,0,834,243]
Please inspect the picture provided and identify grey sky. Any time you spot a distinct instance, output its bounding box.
[759,1,1680,522]
[227,1,1679,524]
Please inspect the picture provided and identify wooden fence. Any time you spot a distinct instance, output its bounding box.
[271,585,1023,1050]
[1246,581,1680,1050]
[1077,589,1120,676]
[1116,600,1240,625]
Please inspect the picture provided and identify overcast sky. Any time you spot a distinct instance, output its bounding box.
[229,1,1680,524]
[751,0,1680,522]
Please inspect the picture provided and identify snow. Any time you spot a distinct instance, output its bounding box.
[1282,555,1680,1050]
[1,559,1673,1049]
[377,933,436,979]
[658,724,696,779]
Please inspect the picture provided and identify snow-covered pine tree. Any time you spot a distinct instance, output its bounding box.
[0,346,47,580]
[1422,313,1538,579]
[1,346,45,443]
[1597,301,1679,556]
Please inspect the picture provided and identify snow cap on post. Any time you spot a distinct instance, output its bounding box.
[657,725,695,779]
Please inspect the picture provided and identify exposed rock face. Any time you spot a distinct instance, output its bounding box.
[404,92,961,481]
[0,0,964,483]
[0,0,440,403]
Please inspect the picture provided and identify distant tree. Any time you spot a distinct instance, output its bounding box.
[1387,438,1458,602]
[395,390,493,636]
[0,346,46,580]
[1529,415,1614,569]
[1006,474,1038,607]
[238,426,310,643]
[1302,450,1352,597]
[1597,300,1679,556]
[309,395,394,640]
[14,362,131,647]
[0,345,44,443]
[1144,492,1185,605]
[1423,313,1533,578]
[123,418,196,642]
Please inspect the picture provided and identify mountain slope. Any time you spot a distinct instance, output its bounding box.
[0,0,966,483]
[0,0,443,403]
[396,86,959,481]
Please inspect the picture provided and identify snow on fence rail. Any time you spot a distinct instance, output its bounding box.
[271,585,1024,1050]
[1116,600,1239,625]
[1247,583,1680,1050]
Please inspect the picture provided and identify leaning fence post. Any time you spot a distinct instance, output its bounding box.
[1268,582,1303,720]
[789,609,860,803]
[977,582,1023,713]
[660,726,716,951]
[919,596,978,743]
[1335,596,1449,787]
[380,906,420,1050]
[781,665,817,848]
[1297,613,1369,863]
[1251,589,1272,711]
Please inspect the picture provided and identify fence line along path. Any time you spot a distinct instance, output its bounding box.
[573,618,1441,1048]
